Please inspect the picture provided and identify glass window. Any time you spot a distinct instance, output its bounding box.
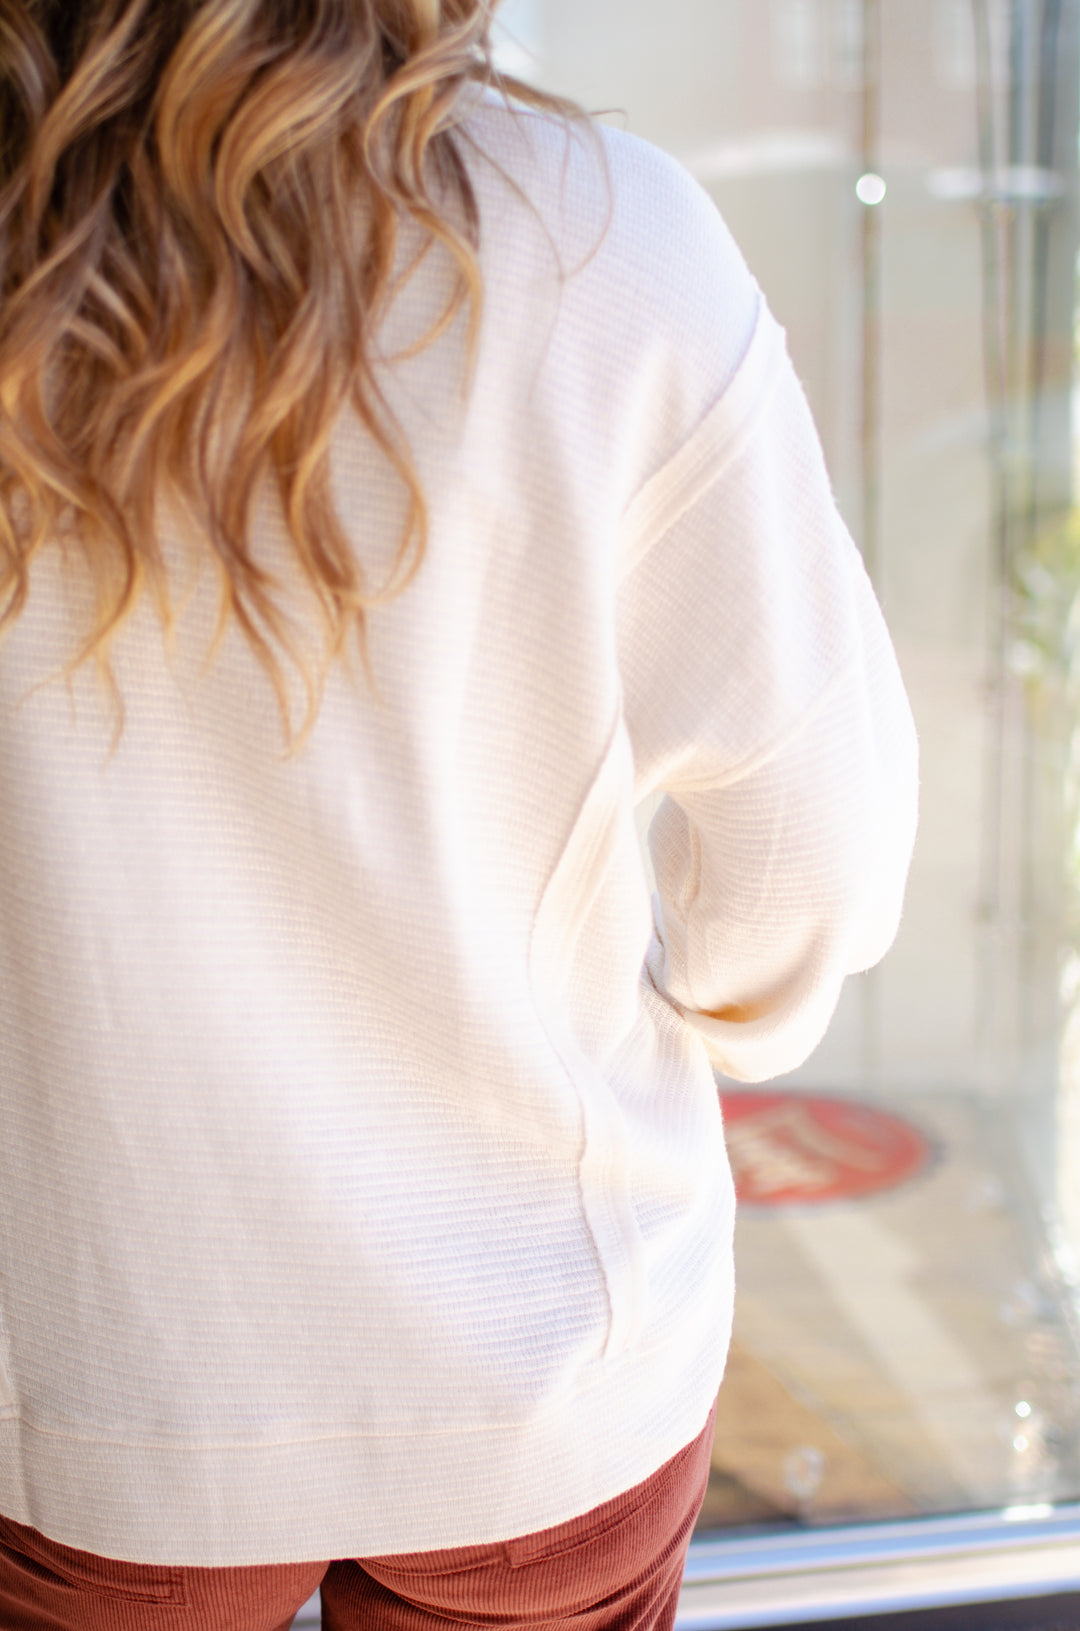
[493,0,1080,1563]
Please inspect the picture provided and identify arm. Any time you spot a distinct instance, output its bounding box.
[618,309,918,1082]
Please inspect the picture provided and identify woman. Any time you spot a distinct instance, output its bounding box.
[0,1,918,1628]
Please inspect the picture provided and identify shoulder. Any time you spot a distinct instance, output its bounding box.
[591,122,761,375]
[460,92,762,453]
[462,91,752,299]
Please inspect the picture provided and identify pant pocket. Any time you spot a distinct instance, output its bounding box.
[0,1517,186,1606]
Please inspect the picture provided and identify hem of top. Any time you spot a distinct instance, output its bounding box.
[0,1312,730,1566]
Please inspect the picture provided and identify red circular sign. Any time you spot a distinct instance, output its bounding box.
[719,1092,930,1205]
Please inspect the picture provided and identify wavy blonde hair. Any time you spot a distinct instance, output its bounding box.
[0,0,557,742]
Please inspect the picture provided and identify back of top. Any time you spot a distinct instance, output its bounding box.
[0,13,917,1570]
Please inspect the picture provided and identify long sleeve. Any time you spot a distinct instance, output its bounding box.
[618,306,918,1082]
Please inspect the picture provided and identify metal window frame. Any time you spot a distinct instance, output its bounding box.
[676,1505,1080,1627]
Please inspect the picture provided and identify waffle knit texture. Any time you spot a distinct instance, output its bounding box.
[0,98,918,1565]
[0,1405,715,1630]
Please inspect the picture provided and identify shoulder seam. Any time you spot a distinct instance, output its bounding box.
[617,297,781,586]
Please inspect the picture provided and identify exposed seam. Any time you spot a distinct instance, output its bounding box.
[617,298,779,587]
[526,711,644,1363]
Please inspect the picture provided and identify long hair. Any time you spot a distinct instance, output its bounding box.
[0,0,548,743]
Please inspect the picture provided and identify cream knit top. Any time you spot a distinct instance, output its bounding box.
[0,99,918,1565]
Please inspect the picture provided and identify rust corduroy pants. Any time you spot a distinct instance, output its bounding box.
[0,1405,715,1631]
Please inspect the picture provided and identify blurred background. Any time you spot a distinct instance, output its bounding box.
[491,0,1080,1535]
